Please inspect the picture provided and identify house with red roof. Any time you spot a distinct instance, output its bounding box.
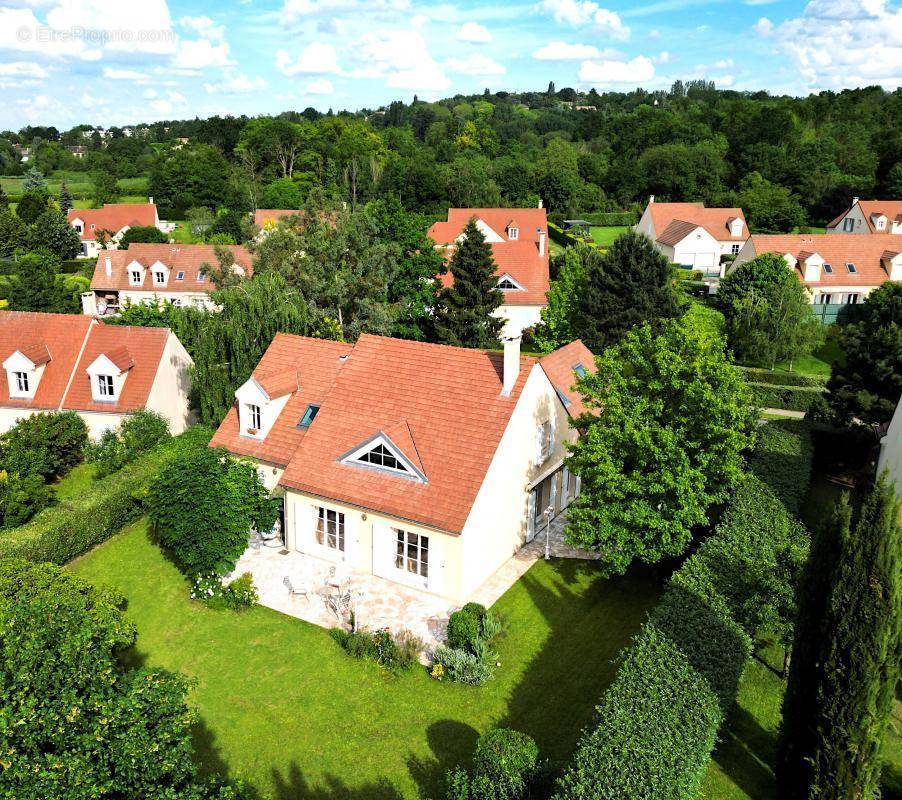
[636,197,749,280]
[67,201,172,259]
[826,198,902,235]
[428,207,550,338]
[210,333,595,604]
[81,243,253,316]
[731,233,901,322]
[0,311,193,438]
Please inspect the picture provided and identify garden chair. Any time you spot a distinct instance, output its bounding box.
[283,575,309,602]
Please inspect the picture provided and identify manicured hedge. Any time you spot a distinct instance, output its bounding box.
[583,211,639,226]
[553,467,810,800]
[747,419,813,514]
[0,426,212,564]
[747,382,825,412]
[737,366,827,387]
[548,222,578,248]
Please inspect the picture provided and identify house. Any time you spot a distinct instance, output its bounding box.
[0,311,193,438]
[731,233,901,322]
[254,209,303,238]
[80,243,253,316]
[877,394,902,499]
[210,333,596,604]
[67,146,88,159]
[635,197,749,279]
[67,201,172,259]
[826,198,902,235]
[428,207,550,338]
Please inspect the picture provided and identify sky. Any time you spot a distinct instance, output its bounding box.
[0,0,900,131]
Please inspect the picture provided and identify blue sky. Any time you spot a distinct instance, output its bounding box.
[0,0,900,130]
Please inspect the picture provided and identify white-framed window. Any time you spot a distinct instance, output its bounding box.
[846,262,857,274]
[845,293,861,305]
[395,528,428,578]
[153,269,166,285]
[197,270,206,282]
[508,226,519,240]
[876,218,886,230]
[175,271,185,281]
[316,507,345,551]
[497,277,519,290]
[97,374,114,397]
[538,419,554,461]
[731,244,740,255]
[129,269,142,285]
[74,223,83,233]
[356,442,409,474]
[248,403,261,430]
[13,371,29,393]
[819,293,834,305]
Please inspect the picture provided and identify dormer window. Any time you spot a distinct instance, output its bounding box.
[358,442,408,473]
[4,345,50,400]
[97,374,114,397]
[86,348,132,403]
[197,270,207,282]
[153,269,166,286]
[823,263,833,274]
[13,371,29,393]
[876,217,886,230]
[508,226,519,240]
[248,403,261,431]
[846,262,857,274]
[341,433,426,482]
[130,269,142,285]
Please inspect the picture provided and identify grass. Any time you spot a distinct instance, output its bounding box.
[69,521,662,799]
[53,462,97,503]
[169,220,203,244]
[0,171,148,203]
[588,226,629,248]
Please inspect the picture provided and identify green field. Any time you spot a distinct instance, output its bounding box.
[1,170,148,205]
[70,521,662,799]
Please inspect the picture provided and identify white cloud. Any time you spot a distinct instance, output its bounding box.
[579,54,655,84]
[456,21,491,43]
[143,88,158,98]
[304,77,334,94]
[754,16,774,35]
[541,0,630,39]
[411,13,429,27]
[173,38,233,69]
[654,51,671,64]
[179,15,225,40]
[533,41,603,60]
[280,0,410,25]
[167,89,186,102]
[771,0,902,90]
[0,61,49,79]
[275,42,340,75]
[150,99,173,114]
[715,74,735,87]
[445,53,506,76]
[204,71,267,93]
[102,67,152,81]
[352,29,450,90]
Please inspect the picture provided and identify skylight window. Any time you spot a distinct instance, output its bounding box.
[846,262,857,274]
[175,271,185,280]
[298,404,320,428]
[573,363,587,378]
[823,263,833,274]
[197,270,206,282]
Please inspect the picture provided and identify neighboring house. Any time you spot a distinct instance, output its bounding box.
[0,311,193,438]
[731,233,901,323]
[81,243,253,316]
[211,333,595,603]
[826,198,902,234]
[67,201,173,259]
[635,197,749,279]
[254,209,303,238]
[428,207,550,338]
[877,395,902,499]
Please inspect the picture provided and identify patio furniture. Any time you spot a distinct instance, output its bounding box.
[283,575,310,602]
[326,587,365,620]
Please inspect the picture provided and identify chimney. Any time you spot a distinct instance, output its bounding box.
[501,336,521,396]
[649,194,656,204]
[148,196,154,205]
[538,230,546,257]
[852,196,859,205]
[537,198,543,209]
[104,256,112,277]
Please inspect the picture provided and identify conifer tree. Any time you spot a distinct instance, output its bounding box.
[59,181,73,214]
[7,249,65,313]
[572,230,680,351]
[434,218,504,349]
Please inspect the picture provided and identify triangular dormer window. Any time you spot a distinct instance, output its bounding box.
[496,273,525,291]
[340,433,427,483]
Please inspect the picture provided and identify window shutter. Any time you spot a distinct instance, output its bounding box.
[427,535,442,595]
[372,522,395,580]
[526,489,537,542]
[293,500,317,553]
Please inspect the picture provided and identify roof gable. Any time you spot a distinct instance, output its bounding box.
[647,202,748,241]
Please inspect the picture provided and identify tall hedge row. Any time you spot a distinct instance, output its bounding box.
[747,382,825,412]
[747,419,813,514]
[0,427,212,564]
[553,445,812,799]
[736,366,827,388]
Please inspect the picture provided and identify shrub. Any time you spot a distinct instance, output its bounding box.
[0,411,88,481]
[88,410,172,478]
[473,729,540,799]
[150,446,272,577]
[333,627,423,671]
[747,382,824,412]
[0,470,54,529]
[433,646,495,686]
[190,572,258,611]
[447,603,486,652]
[747,419,813,514]
[0,427,213,564]
[736,366,827,387]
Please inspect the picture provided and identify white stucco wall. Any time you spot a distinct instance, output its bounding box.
[495,305,544,338]
[877,396,902,501]
[144,332,194,435]
[0,406,127,438]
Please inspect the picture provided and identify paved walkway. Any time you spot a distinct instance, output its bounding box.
[227,512,599,654]
[761,407,807,419]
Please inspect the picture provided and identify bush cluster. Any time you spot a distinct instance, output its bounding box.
[0,427,213,564]
[446,728,541,800]
[434,602,504,686]
[747,381,825,412]
[190,572,258,611]
[584,211,639,226]
[737,366,827,387]
[87,410,172,478]
[553,465,811,799]
[331,626,423,672]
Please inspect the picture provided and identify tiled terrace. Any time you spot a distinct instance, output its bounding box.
[227,513,600,653]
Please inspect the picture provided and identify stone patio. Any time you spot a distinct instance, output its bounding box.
[227,512,598,653]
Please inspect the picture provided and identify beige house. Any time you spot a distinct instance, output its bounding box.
[826,198,902,235]
[877,395,902,500]
[211,333,595,604]
[636,197,749,279]
[67,202,173,259]
[0,311,193,438]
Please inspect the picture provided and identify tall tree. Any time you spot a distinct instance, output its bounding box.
[24,209,82,260]
[91,171,120,206]
[14,189,49,225]
[7,249,65,312]
[718,253,823,369]
[565,319,756,573]
[58,181,74,214]
[779,479,901,799]
[825,282,902,426]
[21,167,45,192]
[534,245,589,352]
[434,218,504,348]
[572,230,680,352]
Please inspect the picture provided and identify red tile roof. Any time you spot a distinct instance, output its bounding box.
[539,340,597,418]
[430,208,550,306]
[67,204,158,242]
[254,209,303,228]
[90,244,253,294]
[0,312,171,413]
[209,335,354,468]
[826,200,902,232]
[647,202,748,241]
[746,234,901,288]
[656,219,706,247]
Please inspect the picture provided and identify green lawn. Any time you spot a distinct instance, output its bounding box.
[70,521,662,799]
[0,172,148,203]
[169,220,203,244]
[53,462,97,503]
[588,226,629,248]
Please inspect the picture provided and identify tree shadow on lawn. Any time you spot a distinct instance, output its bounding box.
[406,719,480,799]
[270,762,404,800]
[711,704,778,800]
